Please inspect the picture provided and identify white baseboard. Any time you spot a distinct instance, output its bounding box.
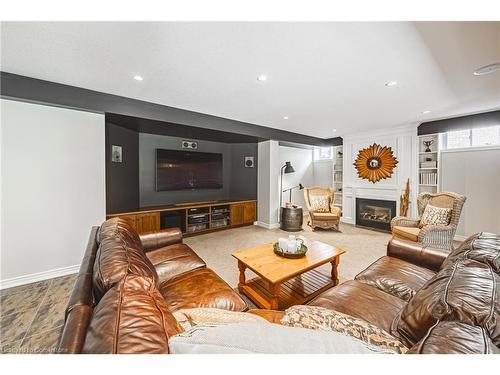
[0,264,80,290]
[254,221,280,230]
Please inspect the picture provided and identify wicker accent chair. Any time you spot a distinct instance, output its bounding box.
[303,187,341,230]
[391,192,466,250]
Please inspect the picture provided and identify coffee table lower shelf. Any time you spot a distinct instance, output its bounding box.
[240,269,335,310]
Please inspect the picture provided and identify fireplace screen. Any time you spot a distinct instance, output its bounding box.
[355,198,396,231]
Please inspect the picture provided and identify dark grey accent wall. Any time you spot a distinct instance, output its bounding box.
[418,110,500,135]
[229,143,258,200]
[139,134,230,206]
[106,123,139,213]
[138,134,258,207]
[1,72,341,146]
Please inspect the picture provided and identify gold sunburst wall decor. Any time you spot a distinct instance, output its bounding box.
[353,143,398,183]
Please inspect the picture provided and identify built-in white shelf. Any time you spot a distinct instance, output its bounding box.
[333,145,343,211]
[418,133,440,194]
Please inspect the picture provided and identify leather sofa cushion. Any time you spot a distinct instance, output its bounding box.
[355,256,436,301]
[140,229,183,252]
[93,218,158,301]
[441,232,500,274]
[248,309,286,324]
[394,258,500,348]
[97,217,142,247]
[146,243,206,284]
[159,268,247,312]
[392,226,420,242]
[83,275,181,354]
[407,321,500,354]
[387,237,450,272]
[307,280,406,334]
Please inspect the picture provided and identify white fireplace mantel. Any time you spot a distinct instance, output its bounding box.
[340,124,418,225]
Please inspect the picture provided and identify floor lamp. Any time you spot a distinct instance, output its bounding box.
[279,162,295,222]
[282,183,304,205]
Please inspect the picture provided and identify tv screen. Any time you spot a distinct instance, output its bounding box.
[156,149,223,191]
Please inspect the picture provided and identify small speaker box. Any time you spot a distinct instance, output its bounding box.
[244,156,254,168]
[181,140,198,150]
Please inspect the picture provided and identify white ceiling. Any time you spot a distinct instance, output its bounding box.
[1,22,499,138]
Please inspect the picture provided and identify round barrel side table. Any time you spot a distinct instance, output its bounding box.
[280,206,303,232]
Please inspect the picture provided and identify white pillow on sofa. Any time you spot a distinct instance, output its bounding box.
[168,322,395,354]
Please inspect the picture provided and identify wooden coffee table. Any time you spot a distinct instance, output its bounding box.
[232,238,345,310]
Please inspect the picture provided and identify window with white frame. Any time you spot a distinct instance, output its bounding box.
[313,146,333,161]
[443,125,500,150]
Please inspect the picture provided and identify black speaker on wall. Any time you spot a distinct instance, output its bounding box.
[244,156,254,168]
[181,140,198,150]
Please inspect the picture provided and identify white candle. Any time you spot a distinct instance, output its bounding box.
[278,238,288,252]
[287,240,297,253]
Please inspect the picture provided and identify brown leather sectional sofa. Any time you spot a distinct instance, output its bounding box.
[306,234,500,353]
[58,218,247,354]
[58,217,500,354]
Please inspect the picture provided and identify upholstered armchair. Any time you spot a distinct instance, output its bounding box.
[391,192,466,250]
[303,187,341,230]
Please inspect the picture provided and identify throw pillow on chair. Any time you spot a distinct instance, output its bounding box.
[420,204,452,227]
[310,196,330,213]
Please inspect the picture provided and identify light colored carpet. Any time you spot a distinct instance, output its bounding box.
[185,222,391,288]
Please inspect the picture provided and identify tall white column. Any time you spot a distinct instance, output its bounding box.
[257,140,280,228]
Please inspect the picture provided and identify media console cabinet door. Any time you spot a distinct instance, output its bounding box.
[118,214,138,232]
[231,202,256,225]
[230,204,245,225]
[243,202,256,223]
[135,213,160,234]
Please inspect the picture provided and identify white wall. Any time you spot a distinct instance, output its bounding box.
[279,146,314,210]
[342,125,418,224]
[441,147,500,237]
[1,99,106,288]
[313,160,333,190]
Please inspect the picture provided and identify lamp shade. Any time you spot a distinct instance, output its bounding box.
[284,162,295,174]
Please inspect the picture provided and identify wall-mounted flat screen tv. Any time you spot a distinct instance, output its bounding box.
[156,149,223,191]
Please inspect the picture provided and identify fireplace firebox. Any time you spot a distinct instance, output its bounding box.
[355,198,396,232]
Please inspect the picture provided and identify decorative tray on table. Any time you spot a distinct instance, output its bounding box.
[272,242,308,259]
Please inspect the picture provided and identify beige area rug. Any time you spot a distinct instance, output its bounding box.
[184,222,391,288]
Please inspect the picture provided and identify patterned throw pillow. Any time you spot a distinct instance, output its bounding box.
[420,204,452,227]
[310,196,330,212]
[172,308,269,331]
[280,305,408,354]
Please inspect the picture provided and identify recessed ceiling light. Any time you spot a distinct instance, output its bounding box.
[257,75,268,82]
[133,75,144,81]
[422,110,431,114]
[473,63,500,76]
[283,116,289,120]
[332,129,337,132]
[385,80,398,87]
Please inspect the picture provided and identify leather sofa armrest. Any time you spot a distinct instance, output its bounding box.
[140,228,183,253]
[387,237,450,272]
[247,309,285,324]
[57,304,93,354]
